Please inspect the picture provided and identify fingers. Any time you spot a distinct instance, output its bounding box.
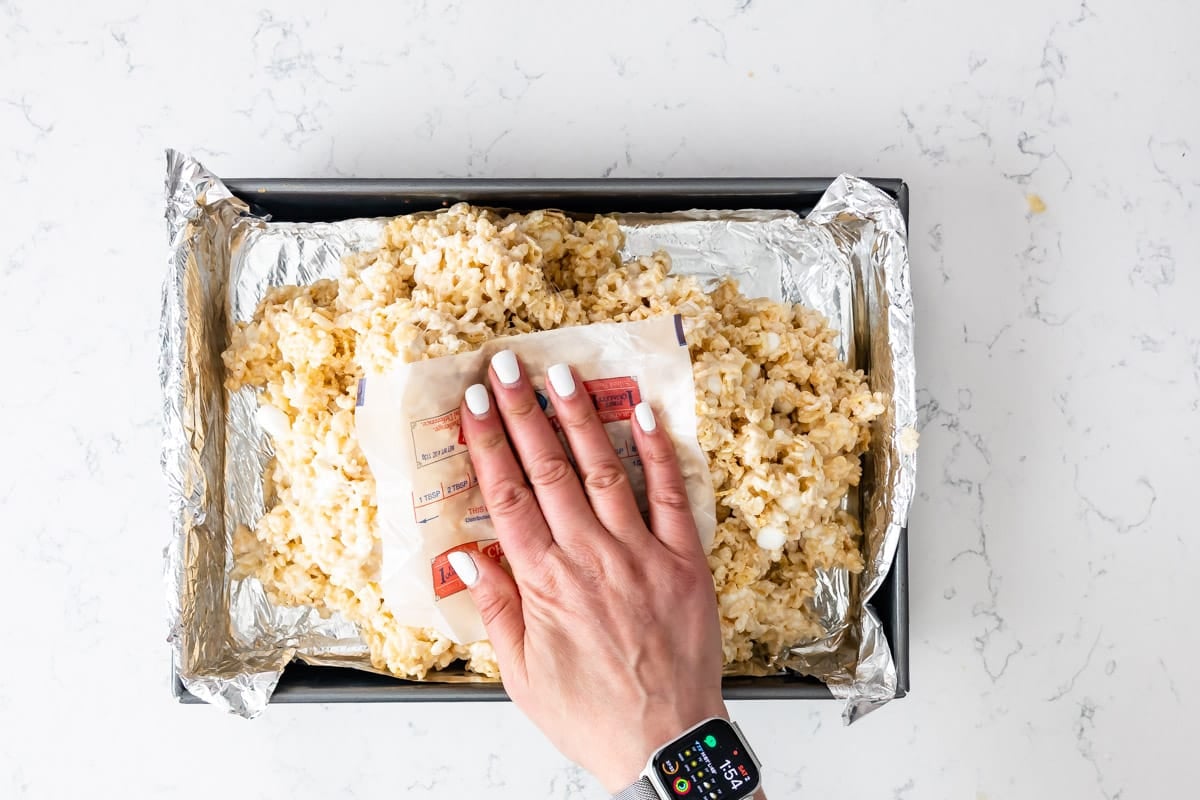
[460,384,555,572]
[486,351,602,546]
[447,550,526,684]
[630,401,702,558]
[545,363,645,539]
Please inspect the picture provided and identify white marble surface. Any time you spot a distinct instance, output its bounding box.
[1,0,1197,797]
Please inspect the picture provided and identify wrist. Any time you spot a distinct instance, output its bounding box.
[598,694,729,793]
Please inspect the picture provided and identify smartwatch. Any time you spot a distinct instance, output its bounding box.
[613,717,762,800]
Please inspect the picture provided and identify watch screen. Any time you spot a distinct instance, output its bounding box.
[651,718,759,799]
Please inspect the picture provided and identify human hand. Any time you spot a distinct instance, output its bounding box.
[449,350,727,792]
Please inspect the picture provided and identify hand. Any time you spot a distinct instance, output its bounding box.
[451,350,727,792]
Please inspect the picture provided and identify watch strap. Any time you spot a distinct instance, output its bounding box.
[612,776,661,800]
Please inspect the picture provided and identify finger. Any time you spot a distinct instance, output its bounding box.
[487,351,601,546]
[545,363,645,539]
[447,550,527,686]
[460,383,555,572]
[630,401,702,557]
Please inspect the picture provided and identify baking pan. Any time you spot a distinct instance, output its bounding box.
[173,177,910,705]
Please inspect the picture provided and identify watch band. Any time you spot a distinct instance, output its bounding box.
[612,776,661,800]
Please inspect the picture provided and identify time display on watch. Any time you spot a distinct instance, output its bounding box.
[651,718,760,799]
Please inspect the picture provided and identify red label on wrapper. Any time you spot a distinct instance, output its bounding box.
[431,540,505,599]
[582,377,641,423]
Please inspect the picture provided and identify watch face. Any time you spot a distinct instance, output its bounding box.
[651,718,759,799]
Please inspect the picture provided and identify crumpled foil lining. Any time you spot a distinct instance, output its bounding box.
[162,150,916,722]
[804,180,917,723]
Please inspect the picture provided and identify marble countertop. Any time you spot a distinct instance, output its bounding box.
[2,0,1197,797]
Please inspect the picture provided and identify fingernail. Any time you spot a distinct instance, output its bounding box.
[465,384,490,417]
[547,363,576,398]
[447,551,479,587]
[634,402,656,432]
[491,350,520,386]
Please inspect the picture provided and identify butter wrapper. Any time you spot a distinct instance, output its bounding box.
[356,315,716,643]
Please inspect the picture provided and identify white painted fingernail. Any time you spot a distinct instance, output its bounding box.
[491,350,520,386]
[447,551,479,587]
[547,363,576,398]
[465,384,490,417]
[634,402,656,432]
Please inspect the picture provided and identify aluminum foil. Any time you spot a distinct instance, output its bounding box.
[805,178,917,723]
[162,151,916,721]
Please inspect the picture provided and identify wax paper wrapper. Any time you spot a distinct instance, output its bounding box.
[161,150,916,722]
[356,314,717,643]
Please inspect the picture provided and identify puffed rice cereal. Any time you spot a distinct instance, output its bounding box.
[223,204,884,678]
